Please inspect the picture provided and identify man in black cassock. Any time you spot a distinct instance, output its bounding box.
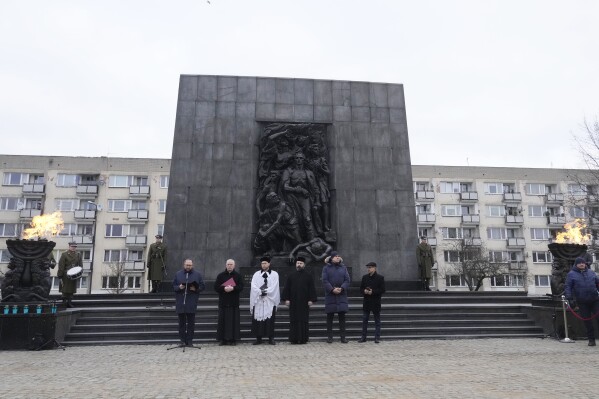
[214,259,244,346]
[282,256,317,344]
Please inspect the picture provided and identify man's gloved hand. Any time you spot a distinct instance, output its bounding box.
[568,299,578,311]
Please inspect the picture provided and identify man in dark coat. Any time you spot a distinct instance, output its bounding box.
[416,236,434,291]
[57,242,82,307]
[172,258,205,347]
[147,234,167,293]
[214,259,244,346]
[357,262,386,343]
[322,251,350,343]
[565,256,599,346]
[282,256,317,344]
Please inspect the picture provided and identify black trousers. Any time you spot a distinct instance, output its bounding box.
[326,312,346,338]
[578,300,599,341]
[178,313,196,345]
[361,310,381,339]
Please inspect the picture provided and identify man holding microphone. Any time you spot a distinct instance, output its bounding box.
[173,259,205,347]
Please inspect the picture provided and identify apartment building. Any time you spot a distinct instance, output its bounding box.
[0,155,170,294]
[1,155,595,295]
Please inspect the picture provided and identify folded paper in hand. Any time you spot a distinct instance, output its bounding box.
[220,277,236,287]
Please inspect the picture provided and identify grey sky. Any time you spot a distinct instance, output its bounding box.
[1,0,597,169]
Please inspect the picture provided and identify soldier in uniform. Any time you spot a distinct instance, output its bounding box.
[416,236,434,291]
[147,234,167,293]
[57,242,82,307]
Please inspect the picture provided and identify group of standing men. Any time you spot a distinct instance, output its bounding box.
[171,251,386,346]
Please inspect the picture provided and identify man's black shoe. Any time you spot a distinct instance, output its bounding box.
[589,340,596,346]
[357,338,367,343]
[340,338,349,344]
[326,337,333,344]
[252,339,262,345]
[375,339,380,344]
[218,341,226,346]
[268,339,276,345]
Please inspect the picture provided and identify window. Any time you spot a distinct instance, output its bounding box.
[0,250,11,263]
[59,224,77,236]
[418,227,432,238]
[157,225,164,236]
[440,182,460,193]
[568,184,586,195]
[77,224,93,235]
[445,275,467,287]
[570,207,586,218]
[462,228,477,238]
[105,224,127,237]
[55,199,79,212]
[130,200,147,210]
[442,227,463,239]
[81,250,92,261]
[108,200,132,212]
[0,223,18,237]
[531,228,550,240]
[461,205,475,215]
[55,276,87,289]
[25,199,42,210]
[526,183,545,195]
[160,175,169,188]
[443,251,461,262]
[104,249,127,262]
[3,172,28,186]
[128,250,143,260]
[441,205,461,216]
[532,251,553,263]
[132,176,149,186]
[108,175,132,188]
[158,199,167,213]
[487,206,506,217]
[489,251,508,263]
[102,276,126,289]
[416,204,432,214]
[528,206,547,217]
[487,227,507,240]
[535,275,551,287]
[129,224,145,235]
[491,274,524,287]
[128,276,142,289]
[0,197,21,211]
[485,183,504,194]
[56,174,80,187]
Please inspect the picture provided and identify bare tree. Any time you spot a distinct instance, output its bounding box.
[102,260,128,294]
[438,239,508,291]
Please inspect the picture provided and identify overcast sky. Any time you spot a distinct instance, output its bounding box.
[1,1,598,169]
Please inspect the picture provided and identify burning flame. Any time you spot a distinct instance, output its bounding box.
[554,219,591,244]
[22,211,65,240]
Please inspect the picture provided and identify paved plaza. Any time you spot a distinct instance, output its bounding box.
[1,338,597,399]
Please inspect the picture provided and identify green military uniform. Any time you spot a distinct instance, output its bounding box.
[147,236,167,293]
[57,245,82,306]
[416,238,434,291]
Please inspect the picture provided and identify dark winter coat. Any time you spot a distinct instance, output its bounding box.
[173,269,205,313]
[282,269,318,322]
[565,265,599,304]
[322,261,350,314]
[57,250,82,294]
[416,242,434,279]
[360,271,386,312]
[214,269,244,308]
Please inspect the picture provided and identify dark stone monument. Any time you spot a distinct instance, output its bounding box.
[165,75,418,288]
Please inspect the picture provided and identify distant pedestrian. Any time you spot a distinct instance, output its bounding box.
[357,262,385,343]
[322,251,350,343]
[282,256,317,344]
[565,256,599,346]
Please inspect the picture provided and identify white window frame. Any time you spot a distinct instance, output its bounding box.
[0,197,21,211]
[531,228,550,240]
[56,174,80,187]
[440,182,460,193]
[104,249,128,262]
[442,227,463,239]
[157,225,164,236]
[0,223,19,237]
[55,199,79,212]
[491,274,524,287]
[3,172,28,186]
[569,207,586,218]
[487,227,507,240]
[528,205,547,217]
[158,199,167,213]
[108,199,132,212]
[489,251,508,263]
[532,251,553,263]
[443,250,461,263]
[441,205,462,216]
[59,224,77,236]
[485,183,503,194]
[0,249,11,263]
[487,206,506,217]
[160,175,169,189]
[568,184,586,195]
[445,274,467,287]
[526,183,545,195]
[105,224,127,238]
[108,175,132,188]
[534,275,551,287]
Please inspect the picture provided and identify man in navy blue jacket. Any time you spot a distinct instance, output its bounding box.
[173,259,205,347]
[565,256,599,346]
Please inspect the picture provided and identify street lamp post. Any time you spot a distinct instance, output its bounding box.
[87,201,100,295]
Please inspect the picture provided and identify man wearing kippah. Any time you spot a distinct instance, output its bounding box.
[282,256,317,344]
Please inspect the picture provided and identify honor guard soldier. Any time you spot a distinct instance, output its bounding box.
[147,234,167,293]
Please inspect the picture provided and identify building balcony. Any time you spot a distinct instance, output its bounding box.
[463,237,482,246]
[547,216,566,226]
[126,235,148,247]
[509,261,526,270]
[74,209,96,220]
[460,192,478,201]
[71,235,93,246]
[461,215,480,225]
[22,183,45,197]
[415,191,435,201]
[19,208,42,219]
[129,185,150,198]
[127,209,149,221]
[506,215,524,224]
[425,237,437,246]
[124,260,145,271]
[503,192,522,202]
[417,213,436,224]
[76,185,98,197]
[546,193,564,203]
[506,237,526,247]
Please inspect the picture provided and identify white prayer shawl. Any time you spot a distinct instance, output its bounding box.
[249,269,280,321]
